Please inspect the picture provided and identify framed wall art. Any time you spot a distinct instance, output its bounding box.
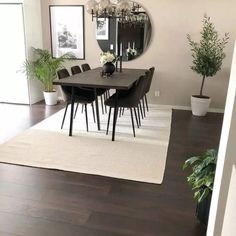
[96,18,109,40]
[49,5,85,59]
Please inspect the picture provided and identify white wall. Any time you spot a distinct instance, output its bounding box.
[221,165,236,235]
[24,0,44,104]
[41,0,236,109]
[207,41,236,236]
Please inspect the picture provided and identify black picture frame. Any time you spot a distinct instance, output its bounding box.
[49,5,85,59]
[96,18,109,40]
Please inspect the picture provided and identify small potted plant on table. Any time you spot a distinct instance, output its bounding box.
[183,149,217,225]
[23,47,74,105]
[187,15,229,116]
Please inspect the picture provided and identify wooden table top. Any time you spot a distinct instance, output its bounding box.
[53,67,147,90]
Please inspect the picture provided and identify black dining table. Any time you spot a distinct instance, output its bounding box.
[53,67,147,141]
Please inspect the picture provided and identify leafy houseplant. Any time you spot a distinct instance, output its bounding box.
[23,47,74,105]
[187,15,229,116]
[183,149,218,224]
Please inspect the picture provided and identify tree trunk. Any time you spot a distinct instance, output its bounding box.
[200,75,206,97]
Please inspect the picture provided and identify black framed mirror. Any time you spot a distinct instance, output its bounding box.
[96,1,152,61]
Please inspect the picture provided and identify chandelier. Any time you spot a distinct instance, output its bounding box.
[86,0,148,24]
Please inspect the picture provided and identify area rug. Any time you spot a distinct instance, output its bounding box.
[0,105,172,184]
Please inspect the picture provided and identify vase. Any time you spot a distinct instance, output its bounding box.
[102,62,115,76]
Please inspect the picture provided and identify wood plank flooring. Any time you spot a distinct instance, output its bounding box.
[0,103,223,236]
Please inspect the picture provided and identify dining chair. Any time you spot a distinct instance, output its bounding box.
[105,75,146,138]
[144,67,155,112]
[57,68,96,131]
[81,63,108,114]
[71,65,82,75]
[81,63,91,72]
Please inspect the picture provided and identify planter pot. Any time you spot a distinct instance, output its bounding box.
[102,62,115,76]
[191,95,211,116]
[43,91,58,105]
[196,193,212,225]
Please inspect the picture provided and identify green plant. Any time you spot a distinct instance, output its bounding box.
[187,15,229,97]
[183,149,217,203]
[22,47,74,92]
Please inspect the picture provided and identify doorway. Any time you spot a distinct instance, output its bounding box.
[0,3,29,104]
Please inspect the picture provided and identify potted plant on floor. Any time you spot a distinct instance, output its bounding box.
[187,15,229,116]
[183,149,217,225]
[22,47,74,105]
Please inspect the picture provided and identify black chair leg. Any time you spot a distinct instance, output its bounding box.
[104,94,107,113]
[119,107,122,117]
[139,102,144,119]
[106,107,112,135]
[130,108,136,137]
[134,107,139,128]
[142,98,146,117]
[137,106,141,126]
[122,107,125,116]
[61,103,69,129]
[101,96,104,114]
[85,104,88,132]
[74,103,79,119]
[145,94,149,112]
[91,103,96,123]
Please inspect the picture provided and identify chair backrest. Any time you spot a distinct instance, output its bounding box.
[145,67,155,93]
[71,65,82,75]
[57,68,70,79]
[81,63,91,72]
[57,69,71,98]
[119,75,147,107]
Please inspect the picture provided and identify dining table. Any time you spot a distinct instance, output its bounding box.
[53,67,147,141]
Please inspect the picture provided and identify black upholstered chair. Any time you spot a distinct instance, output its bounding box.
[57,68,96,131]
[144,67,155,112]
[81,63,108,114]
[71,65,82,75]
[81,63,91,72]
[105,75,147,137]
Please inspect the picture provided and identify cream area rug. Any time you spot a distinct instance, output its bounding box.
[0,105,172,184]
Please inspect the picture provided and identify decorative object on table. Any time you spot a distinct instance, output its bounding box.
[22,47,75,105]
[183,149,218,225]
[96,18,109,40]
[187,14,229,116]
[100,51,117,76]
[49,5,85,59]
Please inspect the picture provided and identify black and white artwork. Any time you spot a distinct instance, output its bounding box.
[96,18,109,40]
[50,5,85,59]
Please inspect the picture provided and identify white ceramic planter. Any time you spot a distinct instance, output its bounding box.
[191,95,211,116]
[43,91,58,105]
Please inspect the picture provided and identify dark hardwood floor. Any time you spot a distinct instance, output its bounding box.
[0,102,223,236]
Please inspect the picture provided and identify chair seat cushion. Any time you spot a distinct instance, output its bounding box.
[105,93,138,108]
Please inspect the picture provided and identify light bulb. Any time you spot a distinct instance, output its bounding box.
[116,0,131,13]
[86,0,98,14]
[99,0,111,10]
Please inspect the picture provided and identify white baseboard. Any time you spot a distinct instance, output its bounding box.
[150,104,224,113]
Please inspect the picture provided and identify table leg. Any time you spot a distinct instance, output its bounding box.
[94,88,100,130]
[69,87,75,136]
[112,91,118,141]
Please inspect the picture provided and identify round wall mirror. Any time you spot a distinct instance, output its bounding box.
[95,1,152,61]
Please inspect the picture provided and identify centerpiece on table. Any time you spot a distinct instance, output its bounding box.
[100,51,117,76]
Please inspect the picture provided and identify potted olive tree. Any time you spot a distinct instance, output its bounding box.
[187,15,229,116]
[23,47,74,105]
[183,149,217,225]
